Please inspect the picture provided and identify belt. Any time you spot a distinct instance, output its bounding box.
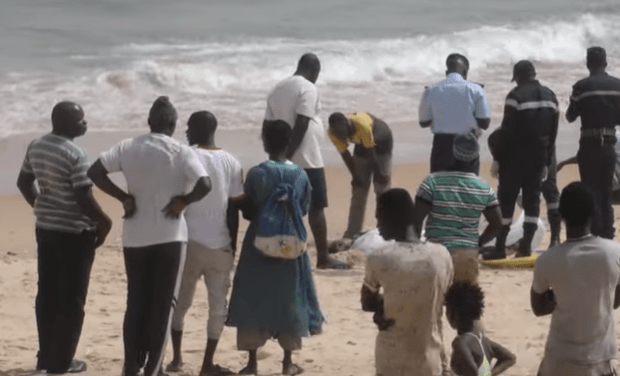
[581,128,616,137]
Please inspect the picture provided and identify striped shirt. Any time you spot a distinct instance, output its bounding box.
[21,133,95,233]
[416,171,498,249]
[499,80,559,166]
[566,71,620,131]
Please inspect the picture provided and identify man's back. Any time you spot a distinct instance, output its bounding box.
[570,72,620,130]
[99,132,206,247]
[184,148,243,249]
[501,81,558,163]
[419,73,489,135]
[365,241,453,375]
[265,75,324,168]
[416,171,498,249]
[533,236,620,363]
[23,133,94,233]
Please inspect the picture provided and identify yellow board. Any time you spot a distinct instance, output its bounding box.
[482,254,538,269]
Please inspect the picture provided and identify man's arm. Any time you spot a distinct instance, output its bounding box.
[557,156,578,172]
[479,205,502,247]
[17,171,37,208]
[614,284,620,309]
[475,118,490,130]
[226,196,243,254]
[74,185,112,248]
[413,197,432,238]
[162,176,212,219]
[566,84,581,123]
[87,159,136,218]
[339,150,356,177]
[285,114,311,160]
[419,120,432,128]
[530,288,556,316]
[419,89,433,128]
[489,339,517,376]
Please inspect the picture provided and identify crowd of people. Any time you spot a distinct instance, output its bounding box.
[15,46,620,376]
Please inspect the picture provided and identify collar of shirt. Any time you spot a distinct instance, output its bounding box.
[445,72,466,83]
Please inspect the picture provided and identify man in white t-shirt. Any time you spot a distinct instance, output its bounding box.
[264,53,349,269]
[165,111,243,376]
[88,97,211,376]
[531,181,620,376]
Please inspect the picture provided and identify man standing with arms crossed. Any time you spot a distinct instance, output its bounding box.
[419,53,491,174]
[566,46,620,240]
[88,97,211,376]
[264,53,349,269]
[17,101,112,375]
[166,111,243,376]
[484,60,559,260]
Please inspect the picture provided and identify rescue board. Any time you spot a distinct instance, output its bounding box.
[482,254,538,269]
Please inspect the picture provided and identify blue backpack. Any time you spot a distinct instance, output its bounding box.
[253,178,307,259]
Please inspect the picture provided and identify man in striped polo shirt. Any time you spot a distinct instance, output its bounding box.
[17,101,112,375]
[566,46,620,240]
[414,133,501,284]
[484,60,559,260]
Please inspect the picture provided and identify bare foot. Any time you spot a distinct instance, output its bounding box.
[316,256,350,270]
[237,365,257,375]
[165,361,183,373]
[282,363,304,375]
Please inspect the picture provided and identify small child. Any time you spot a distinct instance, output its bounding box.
[445,281,516,376]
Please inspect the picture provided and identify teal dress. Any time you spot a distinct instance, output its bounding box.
[227,160,324,341]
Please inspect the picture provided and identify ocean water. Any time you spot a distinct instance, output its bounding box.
[1,0,620,161]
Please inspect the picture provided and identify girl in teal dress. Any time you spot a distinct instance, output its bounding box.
[227,120,324,375]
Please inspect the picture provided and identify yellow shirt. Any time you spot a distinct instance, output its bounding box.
[329,112,376,153]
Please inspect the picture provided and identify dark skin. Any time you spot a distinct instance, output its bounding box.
[566,62,607,123]
[266,54,348,270]
[166,115,239,376]
[531,218,620,316]
[87,116,212,222]
[329,113,390,187]
[447,308,516,376]
[237,132,305,376]
[413,199,502,248]
[420,57,490,130]
[17,102,112,248]
[360,204,415,332]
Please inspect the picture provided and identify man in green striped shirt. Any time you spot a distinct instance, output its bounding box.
[414,133,502,284]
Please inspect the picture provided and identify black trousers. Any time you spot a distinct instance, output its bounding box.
[498,160,545,223]
[542,152,560,209]
[578,137,616,239]
[430,134,480,175]
[122,242,185,376]
[35,228,96,374]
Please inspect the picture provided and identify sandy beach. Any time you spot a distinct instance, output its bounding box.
[1,158,617,376]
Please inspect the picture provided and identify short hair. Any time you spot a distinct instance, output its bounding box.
[149,96,177,130]
[51,101,80,130]
[188,111,217,143]
[262,120,292,153]
[445,281,485,330]
[328,112,348,128]
[297,53,320,72]
[559,181,595,227]
[377,188,415,227]
[587,46,607,68]
[446,53,469,70]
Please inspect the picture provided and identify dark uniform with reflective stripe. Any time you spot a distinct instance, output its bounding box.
[566,71,620,239]
[495,80,559,255]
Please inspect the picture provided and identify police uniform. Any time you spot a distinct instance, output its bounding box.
[566,47,620,240]
[486,60,559,259]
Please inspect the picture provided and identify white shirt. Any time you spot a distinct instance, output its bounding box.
[100,133,208,248]
[418,73,490,135]
[532,235,620,364]
[265,75,324,169]
[184,148,244,249]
